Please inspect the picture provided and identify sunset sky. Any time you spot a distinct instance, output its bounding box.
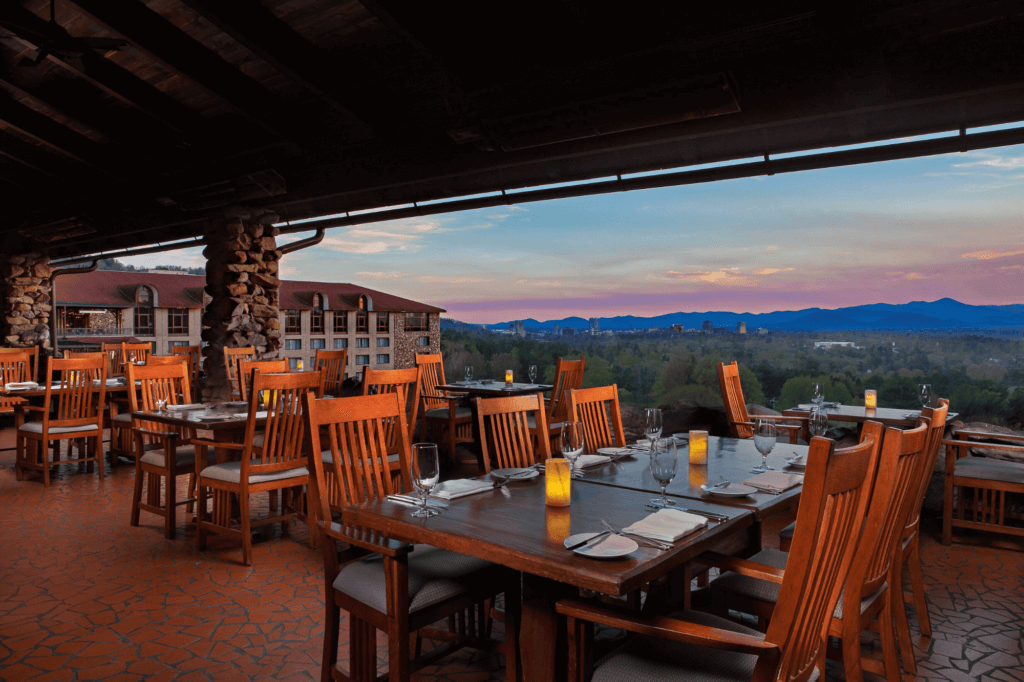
[125,128,1024,324]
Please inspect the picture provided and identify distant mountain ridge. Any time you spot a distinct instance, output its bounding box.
[476,298,1024,332]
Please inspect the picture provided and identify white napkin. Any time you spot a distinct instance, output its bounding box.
[743,472,803,493]
[431,478,494,500]
[5,382,36,390]
[166,403,205,411]
[574,454,611,469]
[623,509,708,542]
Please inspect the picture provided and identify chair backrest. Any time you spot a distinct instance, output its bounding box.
[127,362,194,442]
[224,346,256,400]
[303,392,411,513]
[415,353,448,411]
[315,348,347,396]
[0,350,31,412]
[146,354,188,367]
[567,384,626,452]
[361,367,421,447]
[761,430,881,682]
[843,421,929,615]
[43,355,108,429]
[549,356,585,423]
[475,393,551,472]
[171,345,201,401]
[237,358,289,401]
[241,370,322,479]
[718,361,753,439]
[122,342,151,365]
[902,399,949,540]
[0,346,38,382]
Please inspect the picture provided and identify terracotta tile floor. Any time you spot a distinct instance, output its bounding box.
[1,424,1022,681]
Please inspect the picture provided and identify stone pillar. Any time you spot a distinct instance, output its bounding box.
[200,207,282,400]
[2,253,53,352]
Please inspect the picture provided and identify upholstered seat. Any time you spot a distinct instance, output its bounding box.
[424,406,471,420]
[952,456,1024,483]
[200,460,308,485]
[112,412,132,423]
[140,445,206,469]
[20,422,99,434]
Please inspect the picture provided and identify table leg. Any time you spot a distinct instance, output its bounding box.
[521,573,576,682]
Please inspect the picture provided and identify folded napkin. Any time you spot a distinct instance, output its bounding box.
[743,472,803,493]
[431,478,495,500]
[623,509,708,542]
[166,403,205,411]
[5,382,37,390]
[574,454,611,469]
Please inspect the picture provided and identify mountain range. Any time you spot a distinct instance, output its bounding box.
[473,298,1024,332]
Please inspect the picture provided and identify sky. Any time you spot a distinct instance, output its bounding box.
[124,126,1024,324]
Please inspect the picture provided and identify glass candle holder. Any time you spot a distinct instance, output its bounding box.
[689,430,708,464]
[505,369,513,387]
[864,389,877,409]
[545,458,571,507]
[297,360,304,371]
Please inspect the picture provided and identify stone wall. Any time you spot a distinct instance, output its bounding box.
[393,312,441,369]
[2,253,52,351]
[200,207,281,400]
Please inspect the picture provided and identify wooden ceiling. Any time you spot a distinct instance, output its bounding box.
[1,0,1023,259]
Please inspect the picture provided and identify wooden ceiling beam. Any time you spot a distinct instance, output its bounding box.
[0,129,83,184]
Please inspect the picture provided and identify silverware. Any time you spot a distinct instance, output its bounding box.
[682,508,729,521]
[707,476,730,491]
[388,495,448,509]
[600,519,672,551]
[566,531,611,551]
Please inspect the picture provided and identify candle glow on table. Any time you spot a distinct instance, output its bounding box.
[689,464,708,488]
[689,430,708,464]
[864,389,877,409]
[505,369,513,386]
[545,506,572,542]
[545,458,571,507]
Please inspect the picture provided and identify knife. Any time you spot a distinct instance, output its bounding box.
[388,495,448,509]
[682,508,729,521]
[565,531,611,551]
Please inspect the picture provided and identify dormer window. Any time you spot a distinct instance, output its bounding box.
[134,286,154,336]
[311,293,325,334]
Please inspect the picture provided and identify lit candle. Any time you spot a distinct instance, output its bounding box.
[545,506,572,542]
[689,430,708,464]
[545,458,571,507]
[505,369,513,386]
[297,359,304,371]
[864,389,877,409]
[688,464,708,488]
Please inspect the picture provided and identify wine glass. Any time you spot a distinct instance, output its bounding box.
[812,382,824,406]
[649,438,678,508]
[809,406,829,438]
[528,365,537,384]
[410,443,440,518]
[751,418,776,473]
[918,384,931,409]
[154,395,168,412]
[644,408,663,448]
[560,422,585,475]
[464,366,473,384]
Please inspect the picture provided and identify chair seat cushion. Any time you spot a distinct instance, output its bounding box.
[526,414,565,432]
[591,610,812,682]
[779,521,795,541]
[954,456,1024,483]
[140,445,203,470]
[334,542,496,614]
[112,412,132,424]
[424,406,472,420]
[19,422,99,435]
[200,460,308,484]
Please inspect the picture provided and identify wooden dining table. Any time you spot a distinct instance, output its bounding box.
[436,380,553,397]
[781,404,958,434]
[134,403,259,463]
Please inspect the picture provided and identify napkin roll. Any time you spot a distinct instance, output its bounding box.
[574,454,611,469]
[743,472,803,492]
[622,508,708,542]
[166,403,205,411]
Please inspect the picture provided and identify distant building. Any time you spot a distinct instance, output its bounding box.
[671,324,684,333]
[814,341,863,349]
[514,321,526,337]
[736,321,747,334]
[701,320,714,332]
[553,323,559,336]
[756,327,770,336]
[562,327,577,336]
[588,318,599,334]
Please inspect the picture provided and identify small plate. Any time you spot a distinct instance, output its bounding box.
[785,457,807,470]
[700,483,757,498]
[490,467,539,481]
[564,532,638,559]
[597,447,633,457]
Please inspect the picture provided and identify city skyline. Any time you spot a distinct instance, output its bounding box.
[123,129,1024,324]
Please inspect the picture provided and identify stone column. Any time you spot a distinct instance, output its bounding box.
[200,207,282,400]
[2,253,53,352]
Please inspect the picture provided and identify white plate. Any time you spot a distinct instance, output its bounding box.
[564,532,638,559]
[785,457,807,470]
[597,447,634,457]
[672,433,690,440]
[700,483,757,498]
[489,467,539,481]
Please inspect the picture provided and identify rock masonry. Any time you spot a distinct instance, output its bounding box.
[2,253,53,351]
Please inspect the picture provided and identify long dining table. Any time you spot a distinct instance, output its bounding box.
[343,436,803,682]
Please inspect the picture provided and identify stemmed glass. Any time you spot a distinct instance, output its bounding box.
[154,397,168,412]
[410,443,440,517]
[812,382,824,407]
[644,408,663,449]
[918,384,931,409]
[649,438,678,508]
[528,365,537,384]
[560,422,585,476]
[464,366,473,384]
[809,406,829,438]
[751,418,776,473]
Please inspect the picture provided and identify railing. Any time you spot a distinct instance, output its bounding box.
[58,327,136,337]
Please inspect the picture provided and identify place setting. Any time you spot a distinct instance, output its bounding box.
[563,508,710,558]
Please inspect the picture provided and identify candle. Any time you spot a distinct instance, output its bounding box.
[689,464,708,488]
[864,389,877,409]
[297,359,303,371]
[545,458,571,507]
[545,506,572,542]
[505,369,513,386]
[689,430,708,464]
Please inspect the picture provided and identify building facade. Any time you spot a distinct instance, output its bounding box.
[52,271,444,375]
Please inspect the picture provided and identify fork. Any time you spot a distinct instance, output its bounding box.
[600,519,672,551]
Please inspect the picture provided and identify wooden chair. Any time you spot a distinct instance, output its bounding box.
[0,350,31,418]
[194,370,320,565]
[416,353,474,464]
[302,391,519,682]
[171,345,201,402]
[122,342,152,367]
[529,356,585,453]
[475,393,551,472]
[15,355,108,487]
[0,345,38,382]
[237,358,289,401]
[556,429,878,682]
[315,348,347,397]
[101,342,124,378]
[719,361,804,445]
[223,346,256,401]
[567,384,626,452]
[127,362,201,540]
[362,367,422,455]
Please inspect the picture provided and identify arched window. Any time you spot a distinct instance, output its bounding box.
[311,293,325,334]
[134,286,155,336]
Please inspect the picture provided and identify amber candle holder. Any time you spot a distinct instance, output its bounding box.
[505,369,513,387]
[689,430,708,464]
[545,458,571,507]
[864,389,877,409]
[297,359,304,371]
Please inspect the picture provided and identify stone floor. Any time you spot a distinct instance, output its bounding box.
[1,424,1023,681]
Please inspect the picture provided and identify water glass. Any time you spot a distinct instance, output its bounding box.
[812,382,824,406]
[649,438,678,508]
[644,408,663,447]
[464,366,473,383]
[918,384,931,409]
[528,365,537,383]
[410,443,440,517]
[752,418,776,473]
[809,406,829,437]
[560,422,585,474]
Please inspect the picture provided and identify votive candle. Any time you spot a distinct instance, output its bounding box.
[545,458,571,507]
[505,369,513,386]
[297,359,304,371]
[689,430,708,464]
[864,389,877,409]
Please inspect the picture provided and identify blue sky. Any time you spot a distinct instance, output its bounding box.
[125,127,1024,323]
